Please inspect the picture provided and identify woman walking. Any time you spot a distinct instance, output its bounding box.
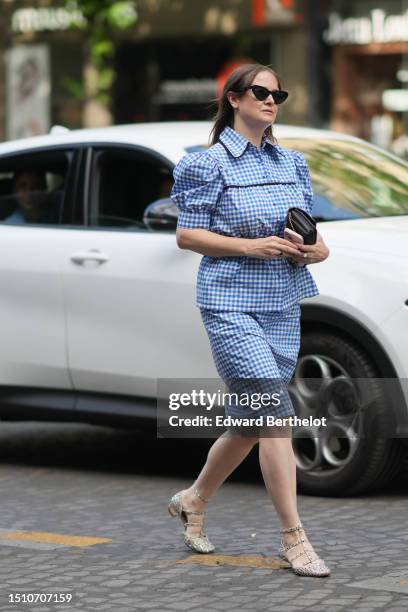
[168,64,331,577]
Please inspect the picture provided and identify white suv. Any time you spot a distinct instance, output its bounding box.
[0,121,407,496]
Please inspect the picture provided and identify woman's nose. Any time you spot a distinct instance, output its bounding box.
[264,94,275,104]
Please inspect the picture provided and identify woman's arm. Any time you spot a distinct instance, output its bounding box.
[296,230,330,264]
[176,228,303,260]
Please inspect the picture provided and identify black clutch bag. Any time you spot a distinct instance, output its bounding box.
[286,207,317,245]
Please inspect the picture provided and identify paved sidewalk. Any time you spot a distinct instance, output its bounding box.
[0,423,407,611]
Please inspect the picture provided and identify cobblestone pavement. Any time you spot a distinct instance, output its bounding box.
[0,422,407,612]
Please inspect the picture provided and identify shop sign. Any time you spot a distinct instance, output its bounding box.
[323,9,408,45]
[11,2,137,34]
[12,5,87,33]
[154,79,217,104]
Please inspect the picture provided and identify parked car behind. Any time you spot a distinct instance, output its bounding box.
[0,121,407,496]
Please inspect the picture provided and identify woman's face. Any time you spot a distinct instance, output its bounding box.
[228,70,280,129]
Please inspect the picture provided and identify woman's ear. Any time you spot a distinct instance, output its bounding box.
[226,91,239,110]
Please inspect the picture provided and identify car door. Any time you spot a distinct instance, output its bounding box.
[0,146,80,397]
[63,144,216,399]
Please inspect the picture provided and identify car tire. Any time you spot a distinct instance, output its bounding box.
[291,330,404,497]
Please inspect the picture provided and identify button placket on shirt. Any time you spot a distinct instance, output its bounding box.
[260,151,268,178]
[255,146,267,178]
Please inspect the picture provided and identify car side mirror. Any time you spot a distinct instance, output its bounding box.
[143,198,178,231]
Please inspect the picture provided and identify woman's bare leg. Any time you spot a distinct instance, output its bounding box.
[180,431,258,536]
[258,426,323,566]
[258,427,299,526]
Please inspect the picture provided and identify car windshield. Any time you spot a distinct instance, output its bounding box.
[185,139,408,220]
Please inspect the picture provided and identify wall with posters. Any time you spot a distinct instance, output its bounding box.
[6,44,50,140]
[0,0,84,142]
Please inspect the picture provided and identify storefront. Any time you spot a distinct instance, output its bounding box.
[0,0,313,141]
[0,0,85,141]
[323,0,408,156]
[112,0,310,126]
[113,36,273,123]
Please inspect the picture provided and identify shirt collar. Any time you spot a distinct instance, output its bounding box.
[218,126,278,158]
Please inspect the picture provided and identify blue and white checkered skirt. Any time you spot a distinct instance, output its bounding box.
[200,302,301,420]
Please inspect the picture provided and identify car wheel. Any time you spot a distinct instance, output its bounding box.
[289,330,404,496]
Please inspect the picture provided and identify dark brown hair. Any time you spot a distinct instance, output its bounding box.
[209,63,283,146]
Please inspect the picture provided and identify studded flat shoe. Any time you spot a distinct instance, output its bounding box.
[279,523,330,577]
[168,486,215,554]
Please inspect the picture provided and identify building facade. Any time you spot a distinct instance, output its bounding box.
[112,0,316,128]
[324,0,408,156]
[0,0,319,141]
[0,0,407,157]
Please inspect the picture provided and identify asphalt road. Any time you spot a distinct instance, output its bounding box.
[0,421,407,612]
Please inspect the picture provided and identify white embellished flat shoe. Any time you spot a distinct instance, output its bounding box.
[168,486,215,554]
[279,523,331,577]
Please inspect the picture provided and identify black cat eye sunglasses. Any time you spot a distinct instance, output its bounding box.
[235,85,289,104]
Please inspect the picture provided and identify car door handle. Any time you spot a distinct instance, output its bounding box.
[70,249,110,265]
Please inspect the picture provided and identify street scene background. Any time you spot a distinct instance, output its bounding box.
[0,0,407,158]
[0,1,408,611]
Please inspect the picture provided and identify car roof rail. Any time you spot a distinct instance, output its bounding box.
[49,125,70,135]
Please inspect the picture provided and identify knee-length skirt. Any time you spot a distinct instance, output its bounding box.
[199,302,301,419]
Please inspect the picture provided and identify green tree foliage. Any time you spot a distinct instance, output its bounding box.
[63,0,137,106]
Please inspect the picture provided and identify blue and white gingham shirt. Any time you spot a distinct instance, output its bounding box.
[171,126,319,312]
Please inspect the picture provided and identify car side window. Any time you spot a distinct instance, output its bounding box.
[88,147,174,230]
[0,149,73,227]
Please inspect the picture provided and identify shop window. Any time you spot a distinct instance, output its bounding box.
[0,149,72,226]
[89,147,174,229]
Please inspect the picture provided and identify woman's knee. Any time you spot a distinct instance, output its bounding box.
[225,429,259,447]
[245,435,259,447]
[259,424,293,439]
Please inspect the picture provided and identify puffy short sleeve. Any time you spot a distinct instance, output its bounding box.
[171,152,224,230]
[292,150,314,216]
